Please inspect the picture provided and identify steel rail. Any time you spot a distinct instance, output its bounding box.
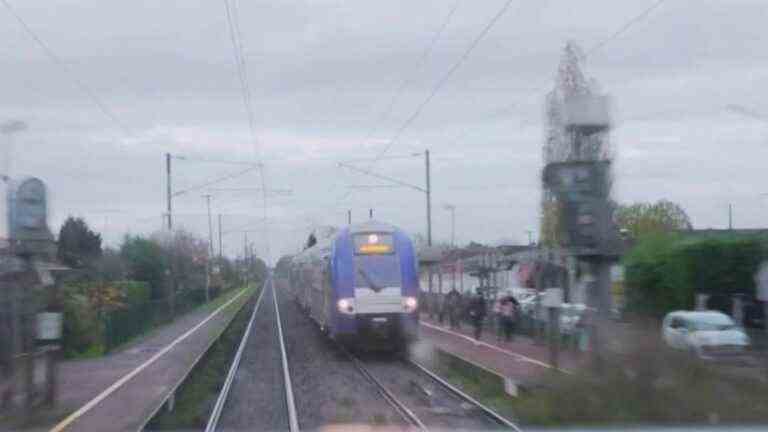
[341,347,428,431]
[204,281,269,432]
[408,359,522,431]
[272,278,301,432]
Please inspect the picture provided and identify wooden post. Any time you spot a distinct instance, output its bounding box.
[548,307,560,370]
[44,348,57,407]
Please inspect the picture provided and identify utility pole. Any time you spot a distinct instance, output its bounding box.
[166,153,172,230]
[243,232,249,285]
[164,153,176,316]
[425,149,432,246]
[369,208,373,219]
[203,194,213,302]
[218,213,223,259]
[347,210,352,225]
[425,149,434,312]
[728,203,733,230]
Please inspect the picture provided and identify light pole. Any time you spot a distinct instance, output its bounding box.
[443,204,456,248]
[166,153,172,230]
[203,194,213,302]
[1,120,27,182]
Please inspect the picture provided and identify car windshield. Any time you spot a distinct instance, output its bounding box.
[689,316,737,332]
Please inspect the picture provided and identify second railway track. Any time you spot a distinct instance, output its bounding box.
[343,348,520,432]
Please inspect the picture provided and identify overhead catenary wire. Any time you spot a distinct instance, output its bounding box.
[362,0,518,173]
[491,0,672,115]
[173,155,260,166]
[223,0,258,155]
[432,0,673,185]
[358,0,460,153]
[173,165,260,198]
[0,0,130,136]
[585,0,670,58]
[328,1,460,206]
[334,0,517,210]
[336,0,514,208]
[222,0,271,263]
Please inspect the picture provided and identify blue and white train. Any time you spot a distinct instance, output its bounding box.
[288,220,420,349]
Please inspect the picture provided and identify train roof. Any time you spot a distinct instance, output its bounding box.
[292,220,410,264]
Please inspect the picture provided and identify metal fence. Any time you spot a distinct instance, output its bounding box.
[103,288,209,352]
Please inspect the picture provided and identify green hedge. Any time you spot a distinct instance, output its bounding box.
[624,234,768,316]
[119,280,151,305]
[62,280,154,358]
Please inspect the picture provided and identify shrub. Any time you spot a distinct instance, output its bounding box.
[116,280,151,305]
[61,287,103,357]
[624,234,768,317]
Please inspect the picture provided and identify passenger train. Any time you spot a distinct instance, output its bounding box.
[288,220,420,349]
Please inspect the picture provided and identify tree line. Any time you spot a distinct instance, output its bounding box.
[55,216,267,357]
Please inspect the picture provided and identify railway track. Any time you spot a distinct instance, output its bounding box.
[343,347,521,431]
[204,277,517,431]
[205,277,299,432]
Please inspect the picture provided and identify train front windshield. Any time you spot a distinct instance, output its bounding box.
[354,254,401,288]
[353,233,401,288]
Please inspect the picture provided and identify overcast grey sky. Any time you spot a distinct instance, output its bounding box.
[1,0,767,262]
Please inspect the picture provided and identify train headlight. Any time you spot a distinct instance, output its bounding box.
[403,296,418,313]
[337,298,356,315]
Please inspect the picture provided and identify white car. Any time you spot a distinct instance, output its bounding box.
[559,303,590,335]
[662,311,750,359]
[518,292,545,316]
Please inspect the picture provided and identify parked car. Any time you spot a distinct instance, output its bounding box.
[661,311,750,359]
[519,292,544,316]
[559,303,590,335]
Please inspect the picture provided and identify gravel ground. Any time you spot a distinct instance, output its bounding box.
[274,279,410,431]
[216,282,289,431]
[357,353,502,431]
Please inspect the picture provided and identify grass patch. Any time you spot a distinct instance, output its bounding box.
[428,350,518,422]
[430,330,768,427]
[370,413,388,425]
[146,285,258,430]
[507,350,768,426]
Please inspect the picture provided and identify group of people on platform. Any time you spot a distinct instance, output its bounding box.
[432,288,521,343]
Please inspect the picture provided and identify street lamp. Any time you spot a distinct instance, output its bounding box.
[443,204,456,248]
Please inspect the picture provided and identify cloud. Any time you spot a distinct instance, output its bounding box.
[1,0,767,260]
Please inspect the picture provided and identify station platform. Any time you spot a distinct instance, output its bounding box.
[417,314,585,385]
[20,287,253,432]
